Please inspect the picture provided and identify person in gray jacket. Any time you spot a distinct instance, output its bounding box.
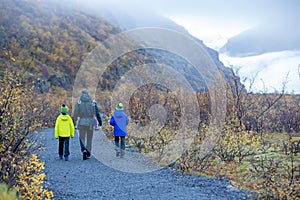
[73,89,102,160]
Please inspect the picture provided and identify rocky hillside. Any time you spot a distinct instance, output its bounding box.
[0,0,242,93]
[0,0,120,91]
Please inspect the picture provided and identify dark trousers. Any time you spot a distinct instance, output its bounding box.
[79,128,93,156]
[58,137,70,157]
[114,136,125,150]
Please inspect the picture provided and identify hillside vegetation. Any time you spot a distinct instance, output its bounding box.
[0,0,299,199]
[0,0,120,91]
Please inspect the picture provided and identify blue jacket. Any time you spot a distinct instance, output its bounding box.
[110,110,129,136]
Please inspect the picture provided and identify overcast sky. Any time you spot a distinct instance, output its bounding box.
[94,0,299,50]
[74,0,300,93]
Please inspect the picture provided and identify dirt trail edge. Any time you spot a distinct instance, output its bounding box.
[39,128,254,200]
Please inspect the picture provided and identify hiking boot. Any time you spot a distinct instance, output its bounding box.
[83,150,88,160]
[120,151,125,158]
[86,151,91,159]
[64,156,69,161]
[59,155,63,159]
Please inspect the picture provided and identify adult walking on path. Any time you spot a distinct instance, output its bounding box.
[73,88,102,160]
[39,128,253,200]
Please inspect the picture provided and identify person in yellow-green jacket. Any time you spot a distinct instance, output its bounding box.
[55,104,74,161]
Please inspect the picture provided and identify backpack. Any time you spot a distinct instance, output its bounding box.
[77,95,94,129]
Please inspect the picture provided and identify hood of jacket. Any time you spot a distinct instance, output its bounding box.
[114,110,125,119]
[80,94,92,103]
[60,114,70,121]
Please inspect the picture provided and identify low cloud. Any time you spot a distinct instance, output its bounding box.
[220,50,300,94]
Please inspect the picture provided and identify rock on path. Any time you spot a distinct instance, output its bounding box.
[39,128,253,200]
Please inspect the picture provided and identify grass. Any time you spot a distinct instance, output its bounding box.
[196,132,300,197]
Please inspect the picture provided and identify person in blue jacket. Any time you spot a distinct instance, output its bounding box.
[110,103,129,158]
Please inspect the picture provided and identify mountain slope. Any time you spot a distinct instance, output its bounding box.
[219,17,300,93]
[0,0,120,90]
[0,0,242,93]
[220,21,300,57]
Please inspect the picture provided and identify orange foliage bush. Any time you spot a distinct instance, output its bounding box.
[0,67,54,199]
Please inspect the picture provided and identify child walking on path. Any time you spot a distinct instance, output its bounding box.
[110,103,129,158]
[55,104,75,161]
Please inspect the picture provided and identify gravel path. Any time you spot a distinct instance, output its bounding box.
[39,128,254,200]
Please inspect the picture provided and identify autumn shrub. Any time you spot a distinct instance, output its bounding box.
[248,133,300,199]
[129,126,179,164]
[213,128,263,163]
[172,71,300,199]
[0,183,19,200]
[96,49,300,198]
[0,67,53,199]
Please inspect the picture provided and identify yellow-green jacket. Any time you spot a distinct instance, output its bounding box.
[55,114,75,138]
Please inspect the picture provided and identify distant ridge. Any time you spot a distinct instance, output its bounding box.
[220,21,300,57]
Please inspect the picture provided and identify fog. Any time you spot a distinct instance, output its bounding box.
[46,0,300,93]
[59,0,300,49]
[220,50,300,94]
